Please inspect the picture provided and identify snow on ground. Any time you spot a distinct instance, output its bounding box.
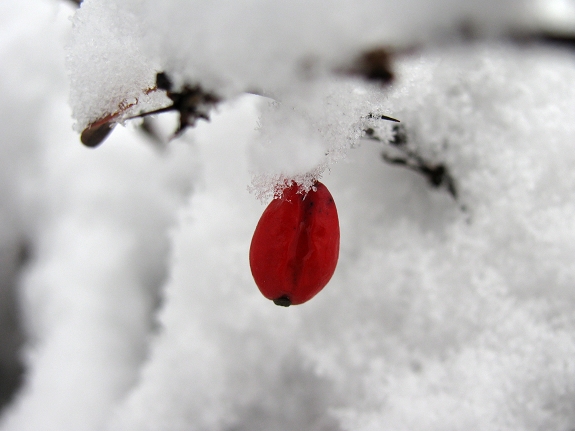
[1,0,575,430]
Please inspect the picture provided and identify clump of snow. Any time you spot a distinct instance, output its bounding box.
[68,0,540,192]
[247,83,396,200]
[67,0,168,132]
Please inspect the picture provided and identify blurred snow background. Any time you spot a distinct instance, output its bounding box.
[1,0,575,430]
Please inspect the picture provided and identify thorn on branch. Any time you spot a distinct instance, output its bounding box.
[366,112,400,123]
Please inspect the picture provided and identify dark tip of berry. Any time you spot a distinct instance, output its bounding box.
[273,295,291,307]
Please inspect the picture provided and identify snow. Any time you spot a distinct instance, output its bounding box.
[532,0,575,33]
[67,0,536,190]
[2,0,575,430]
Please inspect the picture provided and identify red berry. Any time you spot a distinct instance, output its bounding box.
[249,181,340,306]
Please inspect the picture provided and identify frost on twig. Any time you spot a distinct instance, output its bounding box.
[80,72,221,148]
[364,123,458,199]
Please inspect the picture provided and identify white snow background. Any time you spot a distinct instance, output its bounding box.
[1,0,575,430]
